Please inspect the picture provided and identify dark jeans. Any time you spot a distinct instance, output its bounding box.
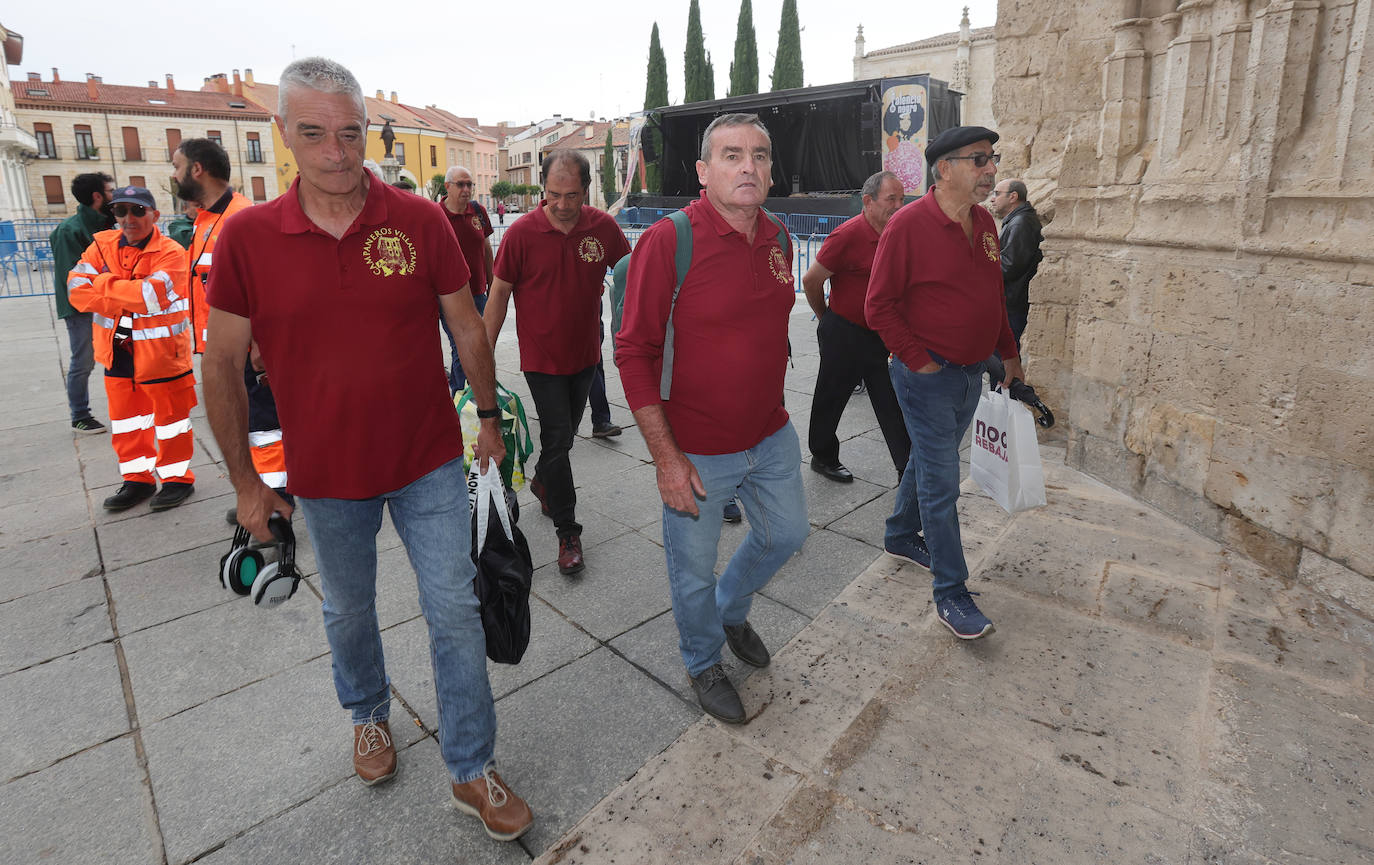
[64,312,96,421]
[439,292,488,396]
[525,365,595,538]
[808,312,911,474]
[1008,306,1028,351]
[589,311,611,427]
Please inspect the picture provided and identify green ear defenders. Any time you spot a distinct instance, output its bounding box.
[219,515,301,608]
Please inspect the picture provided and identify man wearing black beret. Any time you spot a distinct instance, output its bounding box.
[864,126,1024,640]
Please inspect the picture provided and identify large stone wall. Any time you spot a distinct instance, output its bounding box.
[995,0,1374,583]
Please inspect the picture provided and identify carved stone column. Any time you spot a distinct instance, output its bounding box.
[1097,17,1151,183]
[1159,0,1215,162]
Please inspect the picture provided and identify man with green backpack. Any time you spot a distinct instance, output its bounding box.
[615,113,808,725]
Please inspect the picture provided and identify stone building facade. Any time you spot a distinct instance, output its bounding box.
[853,10,998,127]
[995,0,1373,586]
[1,22,38,220]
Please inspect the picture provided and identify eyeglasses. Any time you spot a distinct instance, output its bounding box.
[944,152,1001,168]
[112,203,148,218]
[446,181,474,188]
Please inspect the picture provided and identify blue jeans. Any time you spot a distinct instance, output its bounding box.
[886,356,986,602]
[297,457,495,784]
[440,292,488,396]
[64,312,95,421]
[589,310,611,427]
[662,423,808,676]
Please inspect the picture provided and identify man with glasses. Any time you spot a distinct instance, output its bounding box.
[987,178,1044,349]
[866,126,1023,640]
[49,172,115,435]
[438,165,495,395]
[67,187,198,511]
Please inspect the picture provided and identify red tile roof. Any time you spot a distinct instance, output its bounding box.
[12,78,269,119]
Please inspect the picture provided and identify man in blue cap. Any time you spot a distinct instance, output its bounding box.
[865,126,1023,640]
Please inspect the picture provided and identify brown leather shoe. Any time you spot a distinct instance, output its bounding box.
[352,719,397,786]
[530,476,551,517]
[451,763,533,841]
[557,534,585,576]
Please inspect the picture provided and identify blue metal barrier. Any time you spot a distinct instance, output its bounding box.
[1,217,177,299]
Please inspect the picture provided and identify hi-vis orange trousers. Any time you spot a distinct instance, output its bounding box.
[105,373,197,484]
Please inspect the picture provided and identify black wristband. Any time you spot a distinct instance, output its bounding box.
[476,407,501,419]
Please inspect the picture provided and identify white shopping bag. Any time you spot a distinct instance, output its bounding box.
[969,387,1047,513]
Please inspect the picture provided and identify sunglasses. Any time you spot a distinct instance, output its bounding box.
[447,181,474,188]
[112,203,148,218]
[943,152,1001,168]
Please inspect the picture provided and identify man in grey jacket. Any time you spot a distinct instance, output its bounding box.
[988,179,1043,349]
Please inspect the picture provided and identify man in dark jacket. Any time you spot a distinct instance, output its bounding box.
[988,178,1043,349]
[49,172,115,434]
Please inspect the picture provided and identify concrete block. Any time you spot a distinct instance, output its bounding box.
[530,721,799,865]
[511,498,635,572]
[119,586,328,722]
[0,576,111,675]
[143,654,423,865]
[759,529,882,619]
[572,460,667,531]
[96,482,239,570]
[0,527,100,602]
[0,738,159,865]
[530,528,672,641]
[1297,548,1374,618]
[1100,560,1218,646]
[196,736,529,865]
[0,642,128,781]
[1198,662,1374,863]
[0,488,91,552]
[105,540,235,634]
[496,647,700,856]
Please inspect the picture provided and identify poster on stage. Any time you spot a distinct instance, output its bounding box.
[880,76,931,196]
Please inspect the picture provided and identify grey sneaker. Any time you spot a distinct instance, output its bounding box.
[689,664,745,724]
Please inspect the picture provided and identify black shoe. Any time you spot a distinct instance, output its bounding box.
[225,507,238,526]
[689,664,745,724]
[72,417,107,435]
[810,459,854,483]
[149,481,195,511]
[723,621,770,667]
[591,421,622,438]
[102,481,156,511]
[722,498,742,524]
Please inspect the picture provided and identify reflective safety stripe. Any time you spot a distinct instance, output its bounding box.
[249,429,284,447]
[131,319,191,341]
[142,278,161,315]
[110,413,155,434]
[197,253,212,267]
[131,298,189,318]
[119,455,157,474]
[155,418,192,440]
[258,470,287,487]
[75,261,99,275]
[67,275,92,291]
[119,315,134,327]
[93,313,116,329]
[156,459,191,479]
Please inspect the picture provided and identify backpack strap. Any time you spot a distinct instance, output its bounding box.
[761,208,791,262]
[660,209,694,400]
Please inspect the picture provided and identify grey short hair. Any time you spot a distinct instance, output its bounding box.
[277,57,365,120]
[861,170,899,199]
[930,161,943,182]
[700,113,772,162]
[445,165,472,183]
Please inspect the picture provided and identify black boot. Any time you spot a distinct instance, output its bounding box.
[103,481,156,512]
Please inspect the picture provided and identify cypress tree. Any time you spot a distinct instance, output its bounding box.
[601,127,618,207]
[642,22,669,193]
[728,0,759,97]
[705,51,716,101]
[684,0,710,103]
[770,0,804,91]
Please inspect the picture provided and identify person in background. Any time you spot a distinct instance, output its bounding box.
[49,172,115,435]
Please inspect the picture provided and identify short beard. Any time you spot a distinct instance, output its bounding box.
[174,174,204,204]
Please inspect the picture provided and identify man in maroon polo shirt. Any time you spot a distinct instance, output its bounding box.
[801,169,911,484]
[616,113,809,724]
[865,125,1024,641]
[438,164,495,394]
[483,148,631,576]
[202,56,532,843]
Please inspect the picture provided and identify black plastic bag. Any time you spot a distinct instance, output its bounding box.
[470,465,532,664]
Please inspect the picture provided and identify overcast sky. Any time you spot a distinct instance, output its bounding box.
[10,0,996,125]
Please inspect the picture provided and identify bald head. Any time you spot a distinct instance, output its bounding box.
[989,178,1028,219]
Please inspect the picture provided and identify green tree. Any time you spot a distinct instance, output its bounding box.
[601,128,619,207]
[684,0,710,103]
[728,0,759,97]
[770,0,803,91]
[643,22,669,194]
[428,173,446,200]
[490,180,514,201]
[705,51,716,100]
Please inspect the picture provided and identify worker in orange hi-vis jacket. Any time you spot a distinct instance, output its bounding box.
[172,137,253,353]
[67,186,198,512]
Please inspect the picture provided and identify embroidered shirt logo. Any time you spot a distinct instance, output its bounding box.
[768,247,790,284]
[471,216,482,231]
[577,236,605,263]
[363,228,417,276]
[982,232,999,263]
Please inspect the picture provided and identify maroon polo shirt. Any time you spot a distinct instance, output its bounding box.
[493,203,630,375]
[815,212,881,329]
[207,171,472,499]
[865,188,1017,369]
[438,197,492,295]
[616,192,794,456]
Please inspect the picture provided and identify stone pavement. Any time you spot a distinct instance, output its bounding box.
[2,293,1370,865]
